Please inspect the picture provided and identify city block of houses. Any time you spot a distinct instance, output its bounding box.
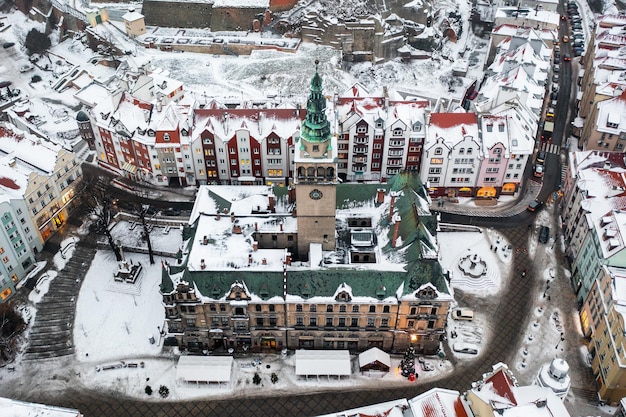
[78,21,553,200]
[0,124,83,301]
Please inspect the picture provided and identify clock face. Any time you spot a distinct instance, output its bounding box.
[309,189,323,200]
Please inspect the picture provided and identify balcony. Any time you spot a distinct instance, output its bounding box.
[353,147,368,154]
[389,140,405,147]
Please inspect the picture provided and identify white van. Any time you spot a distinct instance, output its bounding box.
[453,308,474,321]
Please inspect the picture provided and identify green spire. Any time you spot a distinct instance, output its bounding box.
[160,262,174,293]
[301,60,332,143]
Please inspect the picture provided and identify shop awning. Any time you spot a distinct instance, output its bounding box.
[502,183,516,192]
[459,187,472,192]
[477,186,496,197]
[121,161,136,174]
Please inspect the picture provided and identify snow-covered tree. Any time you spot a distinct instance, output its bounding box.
[400,344,416,378]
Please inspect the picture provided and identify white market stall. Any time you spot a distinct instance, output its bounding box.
[295,349,352,380]
[358,347,391,376]
[176,355,233,385]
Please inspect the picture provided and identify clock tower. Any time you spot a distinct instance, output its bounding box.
[295,61,337,259]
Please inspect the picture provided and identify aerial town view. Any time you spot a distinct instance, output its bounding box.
[0,0,625,414]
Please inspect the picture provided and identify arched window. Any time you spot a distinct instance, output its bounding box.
[317,167,325,177]
[307,167,315,178]
[326,167,334,179]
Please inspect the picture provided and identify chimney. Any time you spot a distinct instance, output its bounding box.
[389,192,396,221]
[392,215,401,248]
[248,253,253,264]
[376,188,385,204]
[203,235,208,245]
[216,210,221,220]
[285,253,292,265]
[233,225,242,234]
[253,241,258,251]
[279,222,283,231]
[268,194,276,212]
[262,258,267,265]
[230,212,235,222]
[255,222,258,231]
[200,259,206,270]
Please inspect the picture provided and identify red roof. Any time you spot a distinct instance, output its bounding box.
[484,368,517,406]
[430,113,477,129]
[0,177,20,190]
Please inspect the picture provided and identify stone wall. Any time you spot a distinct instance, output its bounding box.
[142,0,213,28]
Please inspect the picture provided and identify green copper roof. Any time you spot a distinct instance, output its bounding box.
[160,265,174,293]
[301,61,332,143]
[288,269,405,299]
[182,269,285,300]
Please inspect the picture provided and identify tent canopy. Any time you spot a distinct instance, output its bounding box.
[358,347,391,371]
[176,355,233,383]
[295,350,351,376]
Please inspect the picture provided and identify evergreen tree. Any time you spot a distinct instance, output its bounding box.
[24,29,51,55]
[400,344,416,378]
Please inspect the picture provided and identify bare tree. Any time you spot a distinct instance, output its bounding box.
[84,176,122,262]
[137,204,156,265]
[0,301,26,364]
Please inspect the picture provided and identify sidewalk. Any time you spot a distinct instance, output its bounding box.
[430,181,542,217]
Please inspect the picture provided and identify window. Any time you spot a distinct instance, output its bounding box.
[434,148,443,155]
[383,305,390,313]
[369,305,375,313]
[296,304,303,312]
[310,305,317,312]
[296,316,303,326]
[338,318,346,327]
[326,318,333,327]
[367,317,375,327]
[352,305,359,313]
[255,304,262,312]
[381,318,389,327]
[163,133,170,142]
[408,320,414,328]
[309,317,317,326]
[269,305,275,312]
[326,305,333,312]
[339,305,346,313]
[351,317,358,327]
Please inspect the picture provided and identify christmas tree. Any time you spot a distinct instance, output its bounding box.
[400,344,416,378]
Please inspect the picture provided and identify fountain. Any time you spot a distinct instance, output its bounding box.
[458,253,488,278]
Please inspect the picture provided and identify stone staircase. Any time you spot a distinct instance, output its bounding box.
[22,242,96,361]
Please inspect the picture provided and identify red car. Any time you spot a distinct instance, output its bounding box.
[563,53,572,61]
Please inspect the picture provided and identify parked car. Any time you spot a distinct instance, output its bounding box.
[453,308,474,321]
[144,206,158,216]
[453,343,478,355]
[553,64,560,73]
[534,164,545,178]
[552,73,559,83]
[19,64,33,73]
[537,150,546,164]
[539,226,550,243]
[2,42,14,49]
[527,199,543,212]
[162,207,181,216]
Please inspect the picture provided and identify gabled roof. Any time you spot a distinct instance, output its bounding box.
[408,388,469,417]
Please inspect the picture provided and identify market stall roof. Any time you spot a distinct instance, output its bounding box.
[295,350,351,376]
[358,347,391,369]
[176,355,233,383]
